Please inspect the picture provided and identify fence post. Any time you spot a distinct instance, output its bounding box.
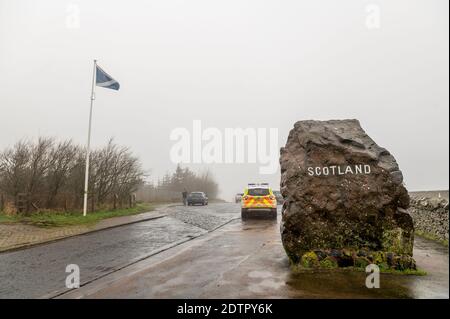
[25,193,30,214]
[17,193,29,214]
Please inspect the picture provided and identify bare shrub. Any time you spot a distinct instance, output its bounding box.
[0,137,144,213]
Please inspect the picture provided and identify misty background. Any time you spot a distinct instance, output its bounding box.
[0,0,448,200]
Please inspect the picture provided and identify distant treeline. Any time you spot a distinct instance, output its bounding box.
[0,137,144,214]
[137,164,219,202]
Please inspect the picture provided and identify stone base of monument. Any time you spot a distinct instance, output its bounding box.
[280,119,416,271]
[296,249,416,271]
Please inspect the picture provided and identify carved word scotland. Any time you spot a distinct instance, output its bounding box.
[307,164,371,176]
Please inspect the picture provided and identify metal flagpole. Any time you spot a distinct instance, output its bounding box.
[83,59,97,216]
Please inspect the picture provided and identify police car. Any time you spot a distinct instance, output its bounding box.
[241,183,277,219]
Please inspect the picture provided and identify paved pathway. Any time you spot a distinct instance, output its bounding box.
[0,207,168,252]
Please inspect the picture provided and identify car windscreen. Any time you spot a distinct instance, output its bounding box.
[248,188,270,196]
[189,193,204,197]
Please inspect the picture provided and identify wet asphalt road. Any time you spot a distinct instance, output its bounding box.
[1,203,448,299]
[0,203,238,299]
[59,204,449,299]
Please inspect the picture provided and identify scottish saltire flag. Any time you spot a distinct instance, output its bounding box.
[96,64,120,90]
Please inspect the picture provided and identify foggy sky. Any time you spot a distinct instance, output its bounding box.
[0,0,448,200]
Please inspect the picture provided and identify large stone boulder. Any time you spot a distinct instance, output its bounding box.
[280,119,415,270]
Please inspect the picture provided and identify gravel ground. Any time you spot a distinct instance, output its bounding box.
[165,203,239,231]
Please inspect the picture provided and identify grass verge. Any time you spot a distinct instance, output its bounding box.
[379,268,427,276]
[415,230,448,247]
[0,203,153,227]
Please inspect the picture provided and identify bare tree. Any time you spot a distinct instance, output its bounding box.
[45,140,79,208]
[0,141,31,206]
[0,137,145,213]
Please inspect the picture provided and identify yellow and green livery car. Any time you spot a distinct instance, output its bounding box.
[241,183,277,219]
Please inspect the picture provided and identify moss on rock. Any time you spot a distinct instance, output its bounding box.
[294,247,417,272]
[320,256,338,268]
[370,251,386,264]
[382,227,414,255]
[393,255,416,270]
[354,256,370,268]
[301,251,319,268]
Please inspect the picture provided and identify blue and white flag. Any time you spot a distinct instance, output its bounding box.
[96,64,120,90]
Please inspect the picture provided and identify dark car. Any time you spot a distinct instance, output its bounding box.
[187,192,208,206]
[272,190,284,205]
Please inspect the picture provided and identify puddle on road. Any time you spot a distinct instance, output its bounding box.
[249,279,286,294]
[240,219,448,299]
[285,270,414,298]
[280,236,449,299]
